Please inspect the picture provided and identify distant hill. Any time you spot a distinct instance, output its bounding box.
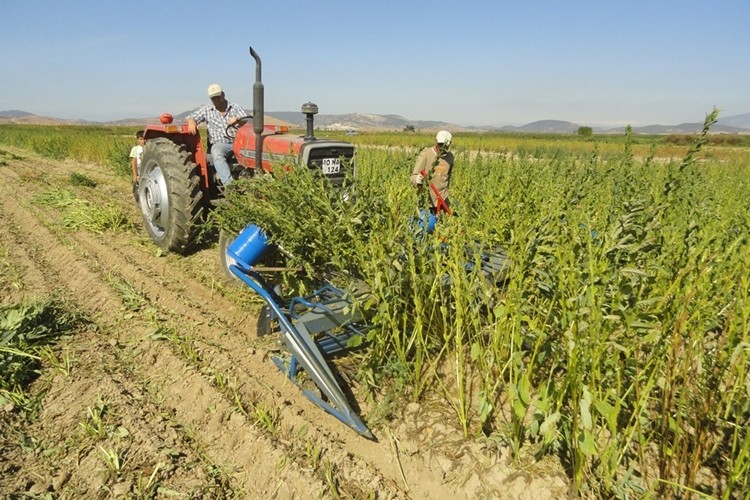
[0,110,34,118]
[0,110,75,125]
[595,113,750,135]
[2,109,749,134]
[499,120,581,134]
[264,111,459,132]
[104,109,292,128]
[601,122,749,135]
[494,116,750,135]
[0,109,292,128]
[718,112,750,129]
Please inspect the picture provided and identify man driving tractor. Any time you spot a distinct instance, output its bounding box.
[186,84,247,188]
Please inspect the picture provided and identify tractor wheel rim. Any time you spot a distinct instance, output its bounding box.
[141,164,169,239]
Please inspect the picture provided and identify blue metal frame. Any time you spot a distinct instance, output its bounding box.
[229,263,374,439]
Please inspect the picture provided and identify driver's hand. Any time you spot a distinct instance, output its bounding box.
[186,118,197,135]
[228,116,238,126]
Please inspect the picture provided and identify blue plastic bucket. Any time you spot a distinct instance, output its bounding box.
[227,224,269,269]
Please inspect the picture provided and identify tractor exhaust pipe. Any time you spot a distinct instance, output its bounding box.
[302,102,318,141]
[249,47,264,168]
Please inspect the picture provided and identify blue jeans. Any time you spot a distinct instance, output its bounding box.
[210,142,234,186]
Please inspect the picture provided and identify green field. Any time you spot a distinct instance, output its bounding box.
[2,115,749,498]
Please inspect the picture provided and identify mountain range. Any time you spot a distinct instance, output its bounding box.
[2,109,749,135]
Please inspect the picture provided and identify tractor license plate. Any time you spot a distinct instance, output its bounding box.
[321,158,341,175]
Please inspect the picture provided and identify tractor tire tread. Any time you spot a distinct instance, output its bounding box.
[140,138,205,254]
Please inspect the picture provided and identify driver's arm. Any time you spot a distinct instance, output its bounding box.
[186,117,198,134]
[186,107,206,135]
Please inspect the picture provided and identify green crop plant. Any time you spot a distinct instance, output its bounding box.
[148,326,203,369]
[0,148,25,167]
[61,200,131,234]
[0,149,25,160]
[135,462,163,498]
[37,345,73,376]
[98,445,124,475]
[229,383,248,417]
[32,186,80,209]
[104,272,147,312]
[304,437,322,471]
[1,300,82,411]
[202,462,236,497]
[69,171,98,187]
[206,109,750,497]
[33,135,72,160]
[0,124,139,175]
[322,459,341,499]
[2,113,749,496]
[252,402,280,438]
[80,398,109,440]
[33,187,132,234]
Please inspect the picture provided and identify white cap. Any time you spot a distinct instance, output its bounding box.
[207,84,223,98]
[436,130,452,146]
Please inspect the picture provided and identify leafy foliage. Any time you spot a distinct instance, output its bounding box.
[0,300,81,392]
[210,110,750,497]
[32,187,132,234]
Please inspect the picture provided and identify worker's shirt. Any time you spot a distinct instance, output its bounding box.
[187,102,247,144]
[411,146,455,207]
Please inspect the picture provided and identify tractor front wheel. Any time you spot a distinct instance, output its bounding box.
[138,138,205,254]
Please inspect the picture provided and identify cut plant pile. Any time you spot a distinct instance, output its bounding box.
[0,149,569,498]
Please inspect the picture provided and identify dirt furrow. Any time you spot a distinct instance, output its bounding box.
[0,172,336,497]
[0,204,52,302]
[0,181,123,319]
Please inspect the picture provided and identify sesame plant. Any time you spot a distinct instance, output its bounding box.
[2,112,748,497]
[0,300,82,415]
[210,109,750,498]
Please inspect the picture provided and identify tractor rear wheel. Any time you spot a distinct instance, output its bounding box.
[138,138,205,254]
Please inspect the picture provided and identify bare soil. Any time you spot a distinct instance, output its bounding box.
[0,148,571,499]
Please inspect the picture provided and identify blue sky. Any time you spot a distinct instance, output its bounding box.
[1,1,748,127]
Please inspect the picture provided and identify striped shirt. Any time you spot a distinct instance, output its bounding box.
[187,102,247,144]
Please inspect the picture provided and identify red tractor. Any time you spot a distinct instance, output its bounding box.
[136,47,355,254]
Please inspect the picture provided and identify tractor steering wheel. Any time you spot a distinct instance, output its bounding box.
[225,115,254,138]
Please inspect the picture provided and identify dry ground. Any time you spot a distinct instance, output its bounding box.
[0,147,571,499]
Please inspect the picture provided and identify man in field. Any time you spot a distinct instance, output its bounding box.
[186,84,247,188]
[410,130,454,214]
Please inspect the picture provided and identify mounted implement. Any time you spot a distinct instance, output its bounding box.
[226,224,374,439]
[223,219,510,438]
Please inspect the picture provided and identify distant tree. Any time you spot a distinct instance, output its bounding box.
[577,126,593,137]
[403,125,415,132]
